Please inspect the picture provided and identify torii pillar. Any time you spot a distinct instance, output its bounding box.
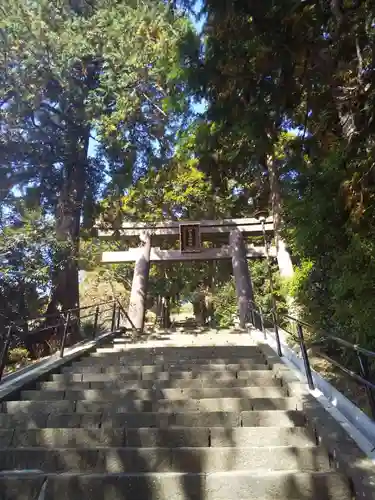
[229,229,254,328]
[127,231,151,332]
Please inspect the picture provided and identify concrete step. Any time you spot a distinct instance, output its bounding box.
[2,398,299,414]
[8,427,316,448]
[66,362,268,372]
[72,360,267,370]
[23,386,287,401]
[0,410,306,429]
[61,367,269,376]
[78,398,299,413]
[50,371,278,386]
[39,378,283,390]
[92,346,261,357]
[92,349,262,358]
[0,446,330,473]
[0,471,352,499]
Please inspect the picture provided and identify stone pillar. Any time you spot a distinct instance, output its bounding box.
[127,231,151,332]
[229,229,254,328]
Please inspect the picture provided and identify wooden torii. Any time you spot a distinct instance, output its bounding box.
[98,217,277,332]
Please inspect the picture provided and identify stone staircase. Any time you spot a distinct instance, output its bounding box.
[0,334,353,499]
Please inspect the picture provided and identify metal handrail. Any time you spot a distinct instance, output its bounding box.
[1,299,118,330]
[318,351,375,391]
[320,334,375,359]
[247,302,375,418]
[246,300,265,338]
[0,298,132,382]
[247,302,282,357]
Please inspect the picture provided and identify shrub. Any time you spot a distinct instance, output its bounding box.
[8,347,29,364]
[81,320,96,339]
[212,280,237,328]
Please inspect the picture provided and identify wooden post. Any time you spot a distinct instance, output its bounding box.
[127,231,151,332]
[229,229,254,328]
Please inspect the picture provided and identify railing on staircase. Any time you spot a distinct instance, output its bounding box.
[247,301,375,418]
[0,299,134,382]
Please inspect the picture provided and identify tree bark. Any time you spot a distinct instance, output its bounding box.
[192,291,207,326]
[49,124,89,341]
[161,296,171,328]
[267,156,294,279]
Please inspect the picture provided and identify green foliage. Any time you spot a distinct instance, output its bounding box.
[79,269,129,309]
[251,260,287,317]
[7,348,29,365]
[282,148,375,346]
[210,261,287,329]
[5,0,375,354]
[117,160,213,221]
[211,280,237,328]
[286,260,314,301]
[0,208,67,329]
[0,0,198,321]
[194,0,375,350]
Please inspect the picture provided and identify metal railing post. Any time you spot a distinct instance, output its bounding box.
[93,305,100,339]
[273,311,283,357]
[357,353,375,418]
[260,311,266,339]
[111,302,116,332]
[60,312,71,358]
[116,306,121,330]
[297,322,314,390]
[0,326,13,381]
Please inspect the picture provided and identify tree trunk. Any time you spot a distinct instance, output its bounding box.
[267,156,294,279]
[192,292,207,326]
[19,291,29,337]
[161,296,171,328]
[49,125,89,341]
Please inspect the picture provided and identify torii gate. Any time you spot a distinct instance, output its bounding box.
[98,217,285,332]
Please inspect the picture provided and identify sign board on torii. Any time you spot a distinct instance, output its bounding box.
[180,223,201,253]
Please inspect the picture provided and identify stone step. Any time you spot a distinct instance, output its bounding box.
[92,348,261,354]
[0,446,330,473]
[0,410,306,429]
[81,398,298,413]
[89,355,266,364]
[39,378,283,390]
[61,366,269,376]
[73,360,267,370]
[92,346,261,357]
[50,371,278,385]
[23,386,287,401]
[67,361,268,372]
[7,427,316,448]
[2,398,299,414]
[0,471,351,500]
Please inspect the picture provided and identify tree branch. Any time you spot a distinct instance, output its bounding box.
[139,91,167,117]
